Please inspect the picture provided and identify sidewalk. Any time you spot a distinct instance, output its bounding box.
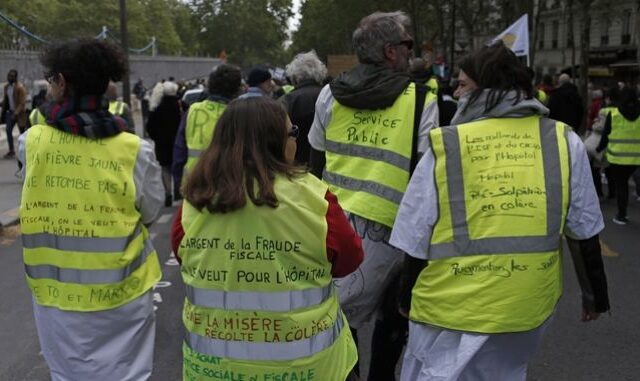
[0,140,21,227]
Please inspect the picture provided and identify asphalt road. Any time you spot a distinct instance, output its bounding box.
[1,198,639,381]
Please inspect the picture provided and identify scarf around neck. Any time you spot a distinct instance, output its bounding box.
[451,89,549,125]
[39,95,128,139]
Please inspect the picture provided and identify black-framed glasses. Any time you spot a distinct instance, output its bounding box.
[288,125,299,139]
[394,39,414,50]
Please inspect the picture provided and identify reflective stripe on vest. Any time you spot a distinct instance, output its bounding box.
[429,118,564,259]
[185,283,333,311]
[324,83,417,227]
[606,108,640,164]
[109,100,125,115]
[22,125,161,311]
[180,174,357,376]
[410,116,570,333]
[185,310,345,361]
[25,238,154,284]
[188,149,203,158]
[22,223,142,252]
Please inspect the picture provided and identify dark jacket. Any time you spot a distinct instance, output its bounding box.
[147,95,182,166]
[548,83,584,131]
[282,79,323,165]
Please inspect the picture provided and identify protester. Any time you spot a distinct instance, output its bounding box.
[105,81,135,133]
[172,64,243,194]
[171,97,362,380]
[597,87,640,225]
[238,66,275,99]
[147,81,183,206]
[282,50,327,165]
[391,42,609,380]
[17,39,163,381]
[2,69,27,158]
[548,73,584,131]
[308,11,439,380]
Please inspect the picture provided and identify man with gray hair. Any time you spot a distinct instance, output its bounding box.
[308,11,438,380]
[282,50,328,164]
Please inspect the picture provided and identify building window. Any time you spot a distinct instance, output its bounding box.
[539,22,545,49]
[552,20,559,49]
[600,18,609,46]
[622,9,631,45]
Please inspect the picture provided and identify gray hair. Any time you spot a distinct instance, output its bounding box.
[558,73,571,85]
[285,50,327,85]
[352,11,412,65]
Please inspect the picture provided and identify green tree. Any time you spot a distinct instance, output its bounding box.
[194,0,293,67]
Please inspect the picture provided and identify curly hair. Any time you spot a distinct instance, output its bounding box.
[285,51,327,85]
[40,39,127,97]
[208,64,242,99]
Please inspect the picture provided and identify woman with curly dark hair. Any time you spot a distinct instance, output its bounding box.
[171,97,363,380]
[17,39,164,380]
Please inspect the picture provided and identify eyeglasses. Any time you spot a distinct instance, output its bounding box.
[394,39,414,50]
[288,125,299,139]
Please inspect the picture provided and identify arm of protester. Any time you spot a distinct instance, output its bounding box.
[136,140,164,226]
[170,203,184,264]
[308,85,333,178]
[325,191,363,277]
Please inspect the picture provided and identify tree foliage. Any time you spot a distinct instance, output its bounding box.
[0,0,200,55]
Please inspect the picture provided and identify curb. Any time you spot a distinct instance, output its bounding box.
[0,207,19,228]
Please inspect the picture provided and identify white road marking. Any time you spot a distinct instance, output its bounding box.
[157,213,172,224]
[154,281,172,288]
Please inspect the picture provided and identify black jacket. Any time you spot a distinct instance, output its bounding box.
[548,83,584,130]
[282,80,323,165]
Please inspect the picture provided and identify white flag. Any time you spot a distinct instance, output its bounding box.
[491,14,529,58]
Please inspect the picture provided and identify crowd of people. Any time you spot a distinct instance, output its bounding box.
[6,7,640,381]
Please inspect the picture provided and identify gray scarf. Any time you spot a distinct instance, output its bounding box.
[451,89,549,125]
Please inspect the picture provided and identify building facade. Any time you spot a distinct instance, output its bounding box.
[535,0,638,84]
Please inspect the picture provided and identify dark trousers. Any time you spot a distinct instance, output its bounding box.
[351,274,408,381]
[610,164,639,218]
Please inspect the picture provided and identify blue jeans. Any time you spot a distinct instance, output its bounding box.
[4,111,16,153]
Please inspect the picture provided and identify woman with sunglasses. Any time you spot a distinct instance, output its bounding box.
[18,39,164,380]
[171,97,363,380]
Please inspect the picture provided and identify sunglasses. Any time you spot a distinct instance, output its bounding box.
[288,125,299,139]
[394,39,414,50]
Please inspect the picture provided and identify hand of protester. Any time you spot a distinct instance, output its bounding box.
[398,306,409,319]
[581,308,600,322]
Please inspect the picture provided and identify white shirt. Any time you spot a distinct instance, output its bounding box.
[308,84,439,154]
[390,129,604,259]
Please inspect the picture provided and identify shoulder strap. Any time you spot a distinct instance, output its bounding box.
[411,82,429,175]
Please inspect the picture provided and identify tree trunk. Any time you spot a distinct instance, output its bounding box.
[635,0,640,77]
[569,0,576,79]
[530,0,542,68]
[578,0,592,135]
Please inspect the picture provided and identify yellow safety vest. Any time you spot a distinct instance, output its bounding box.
[109,100,126,116]
[411,116,571,333]
[536,89,548,104]
[21,124,162,311]
[180,173,357,381]
[324,83,436,227]
[606,108,640,165]
[282,84,294,94]
[29,109,46,126]
[185,100,227,174]
[426,77,439,96]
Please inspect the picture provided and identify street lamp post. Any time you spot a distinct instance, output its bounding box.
[119,0,131,106]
